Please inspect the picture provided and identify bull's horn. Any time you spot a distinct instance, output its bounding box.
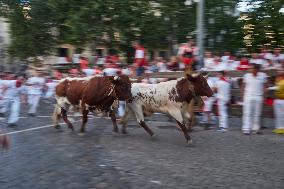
[114,76,120,80]
[129,78,138,82]
[191,72,200,78]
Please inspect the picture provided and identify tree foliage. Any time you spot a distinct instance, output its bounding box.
[240,0,284,52]
[1,0,283,61]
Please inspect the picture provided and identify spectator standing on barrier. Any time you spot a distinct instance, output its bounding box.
[273,70,284,134]
[242,64,268,135]
[26,70,46,116]
[215,71,231,132]
[132,41,147,76]
[177,39,197,71]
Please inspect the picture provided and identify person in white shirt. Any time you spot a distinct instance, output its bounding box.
[6,76,24,127]
[203,51,215,71]
[250,53,266,68]
[82,68,95,77]
[202,76,217,127]
[215,71,231,131]
[242,64,267,134]
[26,71,46,116]
[103,65,120,77]
[0,74,7,117]
[272,48,284,69]
[1,74,24,127]
[44,78,58,99]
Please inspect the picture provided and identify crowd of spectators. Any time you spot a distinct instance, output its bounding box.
[54,46,284,81]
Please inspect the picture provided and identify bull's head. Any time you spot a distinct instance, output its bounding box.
[186,72,213,97]
[109,75,132,101]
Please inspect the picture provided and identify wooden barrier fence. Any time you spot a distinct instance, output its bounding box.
[52,63,277,118]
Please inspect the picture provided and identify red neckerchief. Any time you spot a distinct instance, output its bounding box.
[220,76,229,82]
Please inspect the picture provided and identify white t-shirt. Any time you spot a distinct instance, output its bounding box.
[243,72,267,97]
[250,58,265,66]
[45,81,58,98]
[216,79,231,102]
[27,77,46,95]
[204,58,215,70]
[103,68,119,76]
[2,80,23,98]
[135,50,144,59]
[157,62,167,72]
[121,68,132,76]
[221,55,230,63]
[83,69,95,77]
[214,62,228,71]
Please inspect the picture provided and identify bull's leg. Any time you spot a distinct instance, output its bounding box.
[61,108,74,131]
[169,110,192,144]
[52,105,62,129]
[176,121,192,144]
[109,109,119,133]
[139,121,154,137]
[132,105,154,136]
[186,100,195,132]
[121,106,132,134]
[80,109,89,133]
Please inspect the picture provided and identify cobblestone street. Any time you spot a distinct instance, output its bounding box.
[0,102,284,189]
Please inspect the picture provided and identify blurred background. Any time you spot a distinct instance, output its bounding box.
[0,0,283,71]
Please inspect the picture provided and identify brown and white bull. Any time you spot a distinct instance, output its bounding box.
[53,75,132,133]
[121,72,213,144]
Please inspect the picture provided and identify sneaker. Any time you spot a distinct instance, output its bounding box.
[217,128,227,132]
[8,123,17,127]
[252,130,262,135]
[272,129,284,134]
[243,131,250,135]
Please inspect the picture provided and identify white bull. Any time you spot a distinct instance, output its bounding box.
[121,73,213,144]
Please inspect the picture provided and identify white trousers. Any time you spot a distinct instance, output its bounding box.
[8,97,20,124]
[45,91,54,98]
[242,96,263,132]
[274,99,284,129]
[28,94,41,114]
[218,99,229,129]
[0,98,8,114]
[118,101,126,117]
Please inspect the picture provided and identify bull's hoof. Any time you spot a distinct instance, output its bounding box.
[121,130,128,135]
[78,132,86,136]
[187,139,193,145]
[112,132,120,137]
[54,125,61,130]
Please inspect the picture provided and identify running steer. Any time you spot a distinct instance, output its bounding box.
[121,72,213,144]
[53,75,132,133]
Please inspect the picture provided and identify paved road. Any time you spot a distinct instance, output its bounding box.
[0,102,284,189]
